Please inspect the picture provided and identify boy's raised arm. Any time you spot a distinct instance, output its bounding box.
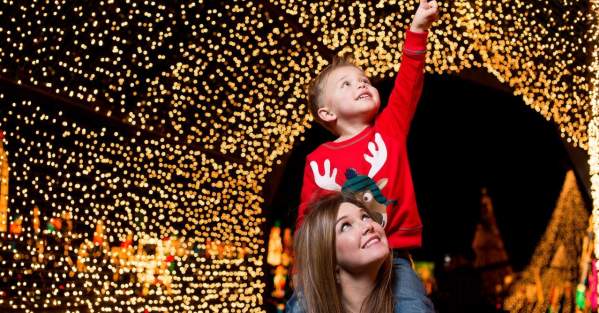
[377,0,438,137]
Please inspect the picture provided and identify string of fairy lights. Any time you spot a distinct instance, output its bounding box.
[590,0,599,257]
[134,2,316,168]
[0,0,596,312]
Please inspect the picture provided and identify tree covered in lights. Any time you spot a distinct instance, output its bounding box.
[471,188,513,308]
[503,171,588,313]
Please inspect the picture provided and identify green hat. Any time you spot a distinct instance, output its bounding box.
[341,168,395,205]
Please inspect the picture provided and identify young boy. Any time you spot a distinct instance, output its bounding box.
[289,1,438,312]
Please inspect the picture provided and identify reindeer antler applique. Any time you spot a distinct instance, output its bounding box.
[310,159,342,191]
[363,133,387,178]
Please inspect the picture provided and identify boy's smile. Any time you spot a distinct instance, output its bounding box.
[356,90,374,101]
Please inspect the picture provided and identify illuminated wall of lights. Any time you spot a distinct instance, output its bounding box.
[0,0,596,311]
[590,0,599,256]
[0,94,266,312]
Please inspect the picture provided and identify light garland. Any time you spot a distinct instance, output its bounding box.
[590,0,599,259]
[0,132,7,233]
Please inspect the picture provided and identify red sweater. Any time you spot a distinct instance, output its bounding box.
[298,30,427,249]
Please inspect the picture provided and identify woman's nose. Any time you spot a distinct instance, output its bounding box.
[361,221,374,234]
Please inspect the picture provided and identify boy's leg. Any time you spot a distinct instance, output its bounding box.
[392,252,435,313]
[285,291,305,313]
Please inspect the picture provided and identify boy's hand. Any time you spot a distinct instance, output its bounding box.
[410,0,439,33]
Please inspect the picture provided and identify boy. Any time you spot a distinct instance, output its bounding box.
[289,0,438,312]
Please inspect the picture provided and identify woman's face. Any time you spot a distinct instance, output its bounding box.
[335,202,389,275]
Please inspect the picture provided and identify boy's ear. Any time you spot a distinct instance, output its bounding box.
[317,106,337,123]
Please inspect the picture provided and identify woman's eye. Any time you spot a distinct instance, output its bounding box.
[341,223,350,232]
[342,81,350,87]
[362,214,371,221]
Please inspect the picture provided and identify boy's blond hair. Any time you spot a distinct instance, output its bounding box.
[306,56,360,133]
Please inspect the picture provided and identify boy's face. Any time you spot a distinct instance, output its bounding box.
[321,65,380,126]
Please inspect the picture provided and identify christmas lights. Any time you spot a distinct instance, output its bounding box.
[0,0,595,311]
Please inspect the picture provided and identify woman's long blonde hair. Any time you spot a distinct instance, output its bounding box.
[293,192,394,313]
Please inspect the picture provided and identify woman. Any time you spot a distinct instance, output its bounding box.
[292,192,394,313]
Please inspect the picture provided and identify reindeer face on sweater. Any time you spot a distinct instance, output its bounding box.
[342,169,393,227]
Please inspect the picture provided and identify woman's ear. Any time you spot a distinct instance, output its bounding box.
[318,106,337,123]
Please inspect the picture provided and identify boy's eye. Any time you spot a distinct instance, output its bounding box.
[361,78,370,84]
[342,81,350,87]
[362,214,371,221]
